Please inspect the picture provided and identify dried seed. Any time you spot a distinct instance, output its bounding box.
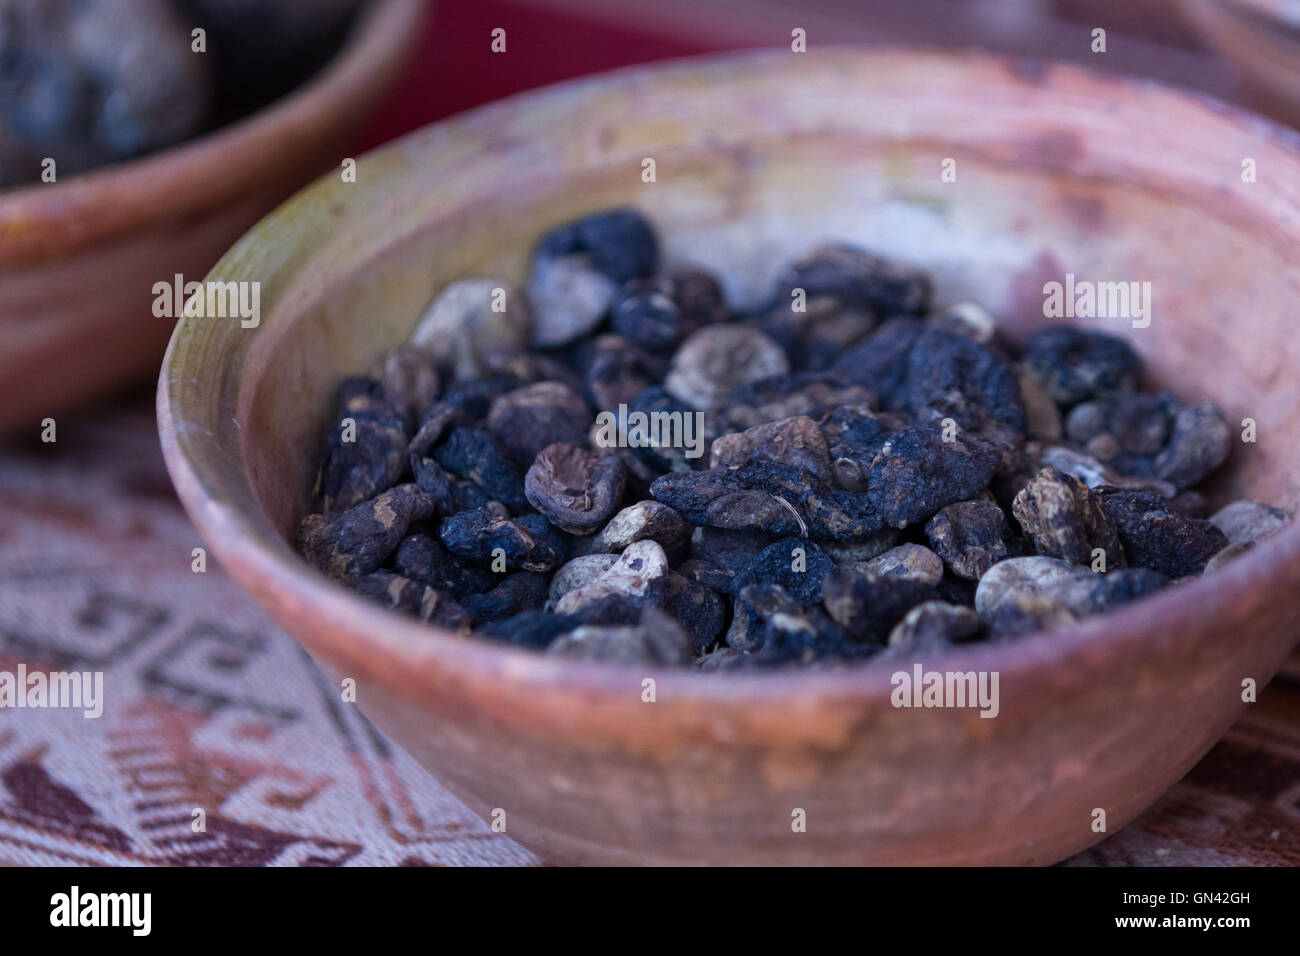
[886,601,983,649]
[462,572,550,625]
[439,507,567,572]
[487,381,592,466]
[853,543,945,586]
[716,371,874,434]
[776,243,931,316]
[394,532,497,594]
[585,334,668,412]
[1210,500,1290,546]
[1023,326,1141,406]
[924,498,1016,580]
[553,539,671,621]
[664,324,789,411]
[524,443,627,535]
[313,378,410,513]
[547,607,693,666]
[594,500,691,553]
[727,584,853,665]
[987,593,1077,641]
[298,484,434,580]
[728,537,835,605]
[973,555,1092,620]
[534,207,659,284]
[548,554,623,607]
[353,571,470,632]
[709,415,832,484]
[610,287,688,350]
[527,254,618,348]
[1095,487,1228,578]
[1152,400,1232,489]
[368,345,441,421]
[479,610,582,649]
[663,572,726,654]
[1011,467,1124,567]
[410,278,531,380]
[865,421,1002,529]
[821,566,940,644]
[434,426,530,511]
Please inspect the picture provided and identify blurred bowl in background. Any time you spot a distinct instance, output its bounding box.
[1187,0,1300,125]
[0,0,425,434]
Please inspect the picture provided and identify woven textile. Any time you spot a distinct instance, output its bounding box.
[2,401,1297,866]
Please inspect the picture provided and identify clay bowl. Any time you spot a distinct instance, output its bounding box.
[0,0,425,434]
[158,48,1300,865]
[1187,0,1300,125]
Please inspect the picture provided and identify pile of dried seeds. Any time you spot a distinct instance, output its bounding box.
[296,207,1290,669]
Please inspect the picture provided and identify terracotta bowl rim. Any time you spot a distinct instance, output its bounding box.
[0,0,426,262]
[158,45,1300,709]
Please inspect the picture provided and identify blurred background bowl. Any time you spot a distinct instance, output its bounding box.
[1186,0,1300,126]
[159,48,1300,865]
[0,0,425,434]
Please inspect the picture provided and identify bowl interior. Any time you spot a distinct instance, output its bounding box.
[220,52,1300,543]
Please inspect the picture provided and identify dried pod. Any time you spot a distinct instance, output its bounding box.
[479,610,582,649]
[1210,500,1290,546]
[664,325,789,411]
[394,533,497,594]
[547,607,693,666]
[553,539,671,621]
[369,345,441,420]
[821,567,940,644]
[462,572,550,625]
[353,571,470,632]
[855,543,945,587]
[594,500,691,553]
[710,415,832,484]
[1023,326,1141,406]
[727,584,853,665]
[1011,467,1124,568]
[487,381,592,466]
[298,484,434,580]
[434,427,530,511]
[924,498,1016,581]
[973,555,1093,620]
[1095,488,1228,578]
[886,601,983,649]
[776,243,931,316]
[865,421,1002,529]
[1152,400,1232,489]
[410,278,532,380]
[314,378,410,513]
[439,507,567,572]
[585,334,668,412]
[524,443,627,534]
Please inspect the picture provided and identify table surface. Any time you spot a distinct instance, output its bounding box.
[1,400,1296,866]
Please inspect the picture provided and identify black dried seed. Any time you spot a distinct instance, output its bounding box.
[755,298,877,371]
[620,386,711,475]
[856,543,945,587]
[314,378,410,513]
[924,498,1016,580]
[478,610,582,649]
[690,525,779,577]
[1095,488,1228,578]
[899,328,1027,435]
[594,500,691,553]
[462,572,550,625]
[353,572,471,632]
[865,421,1002,529]
[408,454,492,516]
[585,334,669,412]
[833,317,925,402]
[298,484,434,580]
[434,426,530,511]
[885,601,983,650]
[776,243,931,317]
[408,401,470,459]
[716,371,874,434]
[524,443,627,535]
[1024,327,1141,406]
[439,507,567,572]
[676,558,735,593]
[1066,393,1175,456]
[610,287,688,350]
[487,381,592,467]
[821,566,940,644]
[394,533,498,594]
[534,207,659,284]
[1152,400,1232,490]
[547,607,693,666]
[987,594,1077,642]
[1079,567,1169,613]
[440,376,519,421]
[663,573,726,654]
[727,584,854,665]
[728,537,834,605]
[709,415,832,484]
[1011,467,1124,568]
[369,345,441,421]
[651,460,882,539]
[665,324,790,411]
